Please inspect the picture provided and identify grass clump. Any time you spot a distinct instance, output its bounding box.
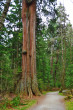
[65,99,73,110]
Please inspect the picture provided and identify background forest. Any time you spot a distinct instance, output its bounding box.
[0,0,73,96]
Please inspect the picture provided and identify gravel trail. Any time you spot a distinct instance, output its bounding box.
[29,92,65,110]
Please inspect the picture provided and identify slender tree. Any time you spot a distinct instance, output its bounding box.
[0,0,11,30]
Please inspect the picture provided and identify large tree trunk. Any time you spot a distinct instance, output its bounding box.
[16,0,40,97]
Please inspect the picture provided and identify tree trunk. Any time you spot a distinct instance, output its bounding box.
[69,29,72,64]
[50,44,54,75]
[61,29,65,90]
[53,54,59,87]
[16,0,40,97]
[0,0,11,30]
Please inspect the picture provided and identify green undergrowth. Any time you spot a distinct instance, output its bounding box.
[0,91,50,110]
[65,99,73,110]
[58,92,73,110]
[12,99,37,110]
[0,96,37,110]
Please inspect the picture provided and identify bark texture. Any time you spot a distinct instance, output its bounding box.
[0,0,11,30]
[16,0,40,97]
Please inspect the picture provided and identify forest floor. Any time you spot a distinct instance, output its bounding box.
[1,91,73,110]
[29,91,66,110]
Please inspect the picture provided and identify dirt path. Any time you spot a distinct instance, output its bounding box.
[29,92,66,110]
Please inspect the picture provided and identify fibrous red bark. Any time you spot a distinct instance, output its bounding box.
[16,0,40,97]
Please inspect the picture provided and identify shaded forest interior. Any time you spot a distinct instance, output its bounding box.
[0,0,73,99]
